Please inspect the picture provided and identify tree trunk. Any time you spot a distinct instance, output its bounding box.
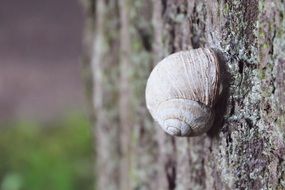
[81,0,285,189]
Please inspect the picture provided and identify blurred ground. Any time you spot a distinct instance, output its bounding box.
[0,0,85,120]
[0,114,93,190]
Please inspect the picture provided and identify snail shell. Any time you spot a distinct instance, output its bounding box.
[145,48,221,137]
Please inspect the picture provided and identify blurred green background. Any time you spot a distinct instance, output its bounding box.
[0,0,94,189]
[0,113,94,190]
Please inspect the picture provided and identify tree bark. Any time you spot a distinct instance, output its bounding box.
[81,0,285,189]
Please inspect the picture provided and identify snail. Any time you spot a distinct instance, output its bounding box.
[145,48,222,137]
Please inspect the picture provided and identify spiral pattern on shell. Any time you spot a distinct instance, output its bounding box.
[145,48,221,137]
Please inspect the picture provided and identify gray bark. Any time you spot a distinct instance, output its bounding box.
[81,0,285,189]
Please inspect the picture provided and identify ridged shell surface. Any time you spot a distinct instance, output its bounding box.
[145,48,220,137]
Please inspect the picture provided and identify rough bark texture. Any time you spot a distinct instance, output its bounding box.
[81,0,285,189]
